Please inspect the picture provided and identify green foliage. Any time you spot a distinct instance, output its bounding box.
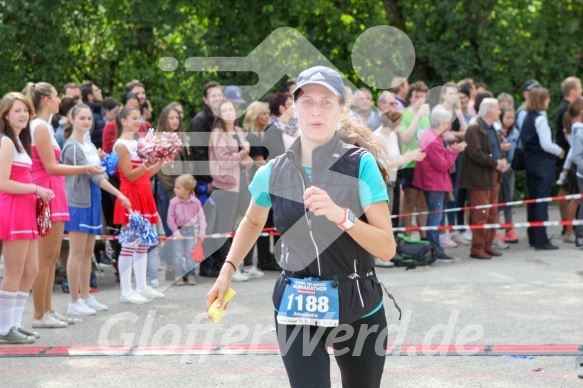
[1,0,582,123]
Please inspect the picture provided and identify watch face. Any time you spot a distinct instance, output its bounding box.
[347,210,356,223]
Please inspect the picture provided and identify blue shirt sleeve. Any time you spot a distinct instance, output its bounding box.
[248,153,388,208]
[248,162,273,208]
[358,152,389,207]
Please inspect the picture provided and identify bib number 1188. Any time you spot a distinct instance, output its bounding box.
[287,294,329,313]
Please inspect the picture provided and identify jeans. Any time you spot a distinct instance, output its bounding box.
[170,226,197,278]
[155,182,173,268]
[525,163,555,247]
[499,169,516,231]
[147,245,160,282]
[445,154,461,226]
[424,191,445,253]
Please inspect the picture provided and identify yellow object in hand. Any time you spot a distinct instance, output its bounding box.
[208,287,236,323]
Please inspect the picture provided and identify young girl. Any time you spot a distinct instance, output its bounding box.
[61,104,131,315]
[208,99,253,282]
[113,107,165,304]
[23,82,103,329]
[167,174,206,285]
[498,107,521,243]
[0,93,54,344]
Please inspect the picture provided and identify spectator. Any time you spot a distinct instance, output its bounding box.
[62,82,82,99]
[475,82,488,94]
[243,101,279,271]
[555,77,582,242]
[284,78,297,94]
[101,97,120,124]
[498,107,521,243]
[223,85,246,126]
[376,91,397,123]
[344,85,355,110]
[516,79,540,129]
[169,101,184,120]
[54,96,81,149]
[460,98,508,259]
[398,81,430,239]
[391,77,409,110]
[208,100,253,281]
[458,86,474,124]
[101,92,139,154]
[458,79,477,116]
[414,107,466,262]
[140,99,153,122]
[188,81,223,277]
[125,80,147,105]
[497,93,514,109]
[80,82,105,148]
[351,88,382,130]
[568,97,583,248]
[521,87,565,250]
[263,92,297,159]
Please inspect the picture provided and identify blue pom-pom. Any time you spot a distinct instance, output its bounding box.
[118,211,158,246]
[102,152,120,176]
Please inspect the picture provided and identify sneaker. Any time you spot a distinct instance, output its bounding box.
[493,238,510,250]
[52,311,81,325]
[0,327,35,344]
[436,253,455,263]
[32,312,68,328]
[556,171,567,185]
[450,232,470,246]
[505,230,519,243]
[98,252,115,266]
[495,233,506,243]
[563,234,576,243]
[17,326,40,339]
[187,275,197,285]
[575,235,583,248]
[61,280,69,293]
[82,295,108,311]
[120,290,149,304]
[439,234,458,248]
[67,299,97,316]
[137,286,165,300]
[174,277,185,286]
[460,229,472,241]
[232,269,250,282]
[150,279,160,288]
[375,258,395,268]
[242,266,265,278]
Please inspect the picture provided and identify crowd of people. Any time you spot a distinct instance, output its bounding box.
[0,71,582,346]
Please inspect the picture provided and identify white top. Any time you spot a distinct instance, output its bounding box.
[373,129,400,183]
[30,118,60,150]
[80,141,101,166]
[113,138,140,164]
[4,137,32,168]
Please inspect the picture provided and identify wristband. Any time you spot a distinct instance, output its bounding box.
[224,261,237,272]
[336,208,356,231]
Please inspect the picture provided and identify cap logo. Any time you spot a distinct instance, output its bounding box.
[236,91,241,97]
[310,72,325,80]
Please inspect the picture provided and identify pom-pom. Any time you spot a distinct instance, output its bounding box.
[36,197,52,237]
[137,132,183,164]
[102,151,120,176]
[190,240,205,262]
[118,211,158,246]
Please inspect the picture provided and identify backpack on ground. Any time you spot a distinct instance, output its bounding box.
[392,236,439,269]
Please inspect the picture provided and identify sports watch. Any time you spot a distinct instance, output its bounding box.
[336,208,356,231]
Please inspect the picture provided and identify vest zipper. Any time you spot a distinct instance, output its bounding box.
[354,260,364,308]
[286,150,322,277]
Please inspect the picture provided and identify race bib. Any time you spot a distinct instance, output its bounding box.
[277,278,339,327]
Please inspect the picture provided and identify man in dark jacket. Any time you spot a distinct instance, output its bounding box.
[80,82,106,149]
[188,81,223,277]
[460,98,509,259]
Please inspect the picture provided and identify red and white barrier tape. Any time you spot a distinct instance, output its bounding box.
[391,193,583,219]
[392,219,583,232]
[62,230,280,241]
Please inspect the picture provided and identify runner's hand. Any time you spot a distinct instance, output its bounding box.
[303,186,344,224]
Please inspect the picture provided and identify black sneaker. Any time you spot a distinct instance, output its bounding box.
[576,235,583,249]
[437,253,455,263]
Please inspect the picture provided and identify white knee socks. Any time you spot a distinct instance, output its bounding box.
[0,291,17,336]
[134,245,149,292]
[13,292,29,329]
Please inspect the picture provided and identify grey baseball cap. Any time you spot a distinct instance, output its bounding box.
[293,66,346,100]
[523,79,540,92]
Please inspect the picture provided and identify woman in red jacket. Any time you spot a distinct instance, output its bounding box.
[413,107,466,262]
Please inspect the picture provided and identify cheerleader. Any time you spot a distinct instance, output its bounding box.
[61,104,131,315]
[0,93,54,344]
[23,82,103,328]
[113,107,165,304]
